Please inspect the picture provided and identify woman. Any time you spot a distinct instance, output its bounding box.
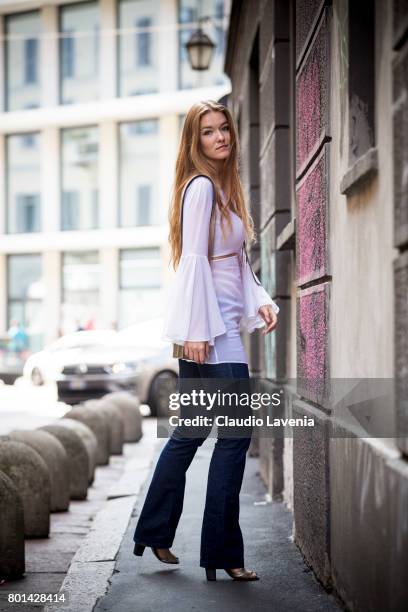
[133,100,279,582]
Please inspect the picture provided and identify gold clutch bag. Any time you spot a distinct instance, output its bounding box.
[172,343,185,358]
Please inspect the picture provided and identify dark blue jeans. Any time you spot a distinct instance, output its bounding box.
[133,359,251,569]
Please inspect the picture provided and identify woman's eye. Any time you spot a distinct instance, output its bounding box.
[222,125,229,131]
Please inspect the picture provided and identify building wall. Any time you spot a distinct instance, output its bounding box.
[225,0,292,497]
[393,0,408,460]
[225,0,408,608]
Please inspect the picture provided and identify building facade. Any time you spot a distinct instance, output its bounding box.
[0,0,230,352]
[225,1,408,610]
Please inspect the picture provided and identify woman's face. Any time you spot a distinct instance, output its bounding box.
[199,111,231,164]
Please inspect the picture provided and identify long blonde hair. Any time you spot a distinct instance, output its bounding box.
[168,100,256,270]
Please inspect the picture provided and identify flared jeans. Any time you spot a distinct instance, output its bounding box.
[133,359,252,569]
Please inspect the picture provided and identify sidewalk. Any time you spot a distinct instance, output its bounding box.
[95,437,344,612]
[0,417,159,612]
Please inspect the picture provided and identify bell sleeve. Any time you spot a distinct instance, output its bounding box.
[240,254,280,334]
[162,176,227,347]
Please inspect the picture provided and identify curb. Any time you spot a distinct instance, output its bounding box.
[44,420,162,612]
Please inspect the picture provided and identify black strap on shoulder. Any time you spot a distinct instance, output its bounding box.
[242,241,262,286]
[179,174,216,257]
[179,173,261,286]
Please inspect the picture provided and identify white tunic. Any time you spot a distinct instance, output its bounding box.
[162,176,280,364]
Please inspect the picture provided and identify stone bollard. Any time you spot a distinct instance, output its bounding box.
[0,438,50,538]
[57,419,97,485]
[0,470,25,579]
[63,405,110,467]
[84,399,124,456]
[103,392,143,442]
[9,429,70,512]
[39,425,89,501]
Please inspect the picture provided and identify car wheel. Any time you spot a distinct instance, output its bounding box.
[31,367,44,386]
[148,371,178,417]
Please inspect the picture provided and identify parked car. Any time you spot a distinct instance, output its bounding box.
[110,318,179,417]
[22,321,179,412]
[23,330,118,387]
[55,342,152,405]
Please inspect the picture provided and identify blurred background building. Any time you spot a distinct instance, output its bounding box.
[0,0,231,352]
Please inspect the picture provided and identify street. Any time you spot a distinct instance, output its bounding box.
[0,379,69,435]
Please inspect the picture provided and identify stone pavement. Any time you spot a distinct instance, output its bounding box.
[0,418,159,612]
[95,437,345,612]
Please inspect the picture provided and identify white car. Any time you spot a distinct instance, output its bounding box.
[23,321,179,413]
[23,330,118,386]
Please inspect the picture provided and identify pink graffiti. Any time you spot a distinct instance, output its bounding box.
[299,290,327,383]
[296,25,326,170]
[297,153,327,283]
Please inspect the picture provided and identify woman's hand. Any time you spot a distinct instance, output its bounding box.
[183,341,209,364]
[258,305,278,335]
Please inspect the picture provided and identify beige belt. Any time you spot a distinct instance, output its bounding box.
[209,252,240,261]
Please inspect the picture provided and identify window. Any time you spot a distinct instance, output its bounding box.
[21,134,36,148]
[118,0,159,96]
[61,127,99,231]
[127,119,157,135]
[5,11,41,110]
[61,191,79,230]
[61,31,75,78]
[91,189,99,228]
[24,38,38,84]
[7,254,44,353]
[118,248,162,327]
[136,16,151,66]
[16,195,39,233]
[348,0,375,163]
[178,4,195,88]
[136,185,152,225]
[119,119,159,227]
[178,0,228,89]
[179,113,186,131]
[340,0,377,194]
[61,251,100,334]
[59,2,99,104]
[7,134,41,234]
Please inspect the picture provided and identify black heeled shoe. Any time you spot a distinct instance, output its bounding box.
[205,568,217,581]
[133,543,179,564]
[205,567,259,581]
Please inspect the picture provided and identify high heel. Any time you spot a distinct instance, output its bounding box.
[151,548,179,564]
[206,568,216,581]
[224,568,259,581]
[133,543,145,556]
[134,543,179,564]
[205,567,259,581]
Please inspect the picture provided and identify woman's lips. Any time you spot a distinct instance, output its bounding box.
[216,145,228,150]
